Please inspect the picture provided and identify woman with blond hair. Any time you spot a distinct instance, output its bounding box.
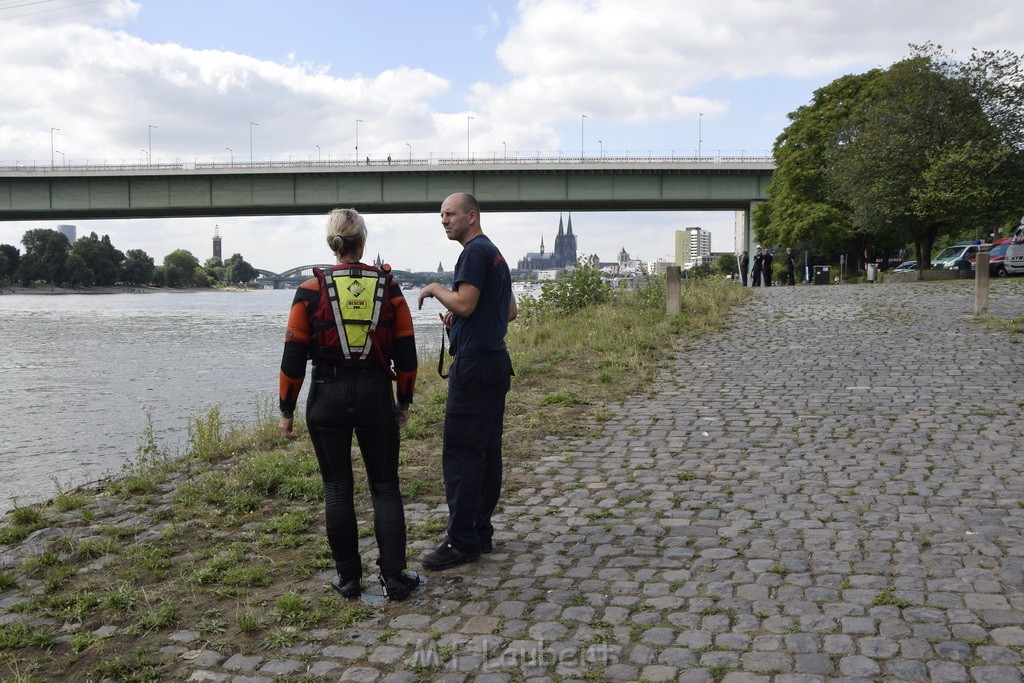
[278,208,420,600]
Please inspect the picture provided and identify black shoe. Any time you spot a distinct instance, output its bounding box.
[421,541,481,571]
[331,576,361,599]
[481,541,493,554]
[380,571,421,601]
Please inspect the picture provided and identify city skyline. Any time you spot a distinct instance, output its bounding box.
[1,1,1021,271]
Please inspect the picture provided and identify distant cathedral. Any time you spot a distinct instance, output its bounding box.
[517,213,578,271]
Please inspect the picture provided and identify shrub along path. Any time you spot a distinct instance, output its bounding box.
[3,279,1024,681]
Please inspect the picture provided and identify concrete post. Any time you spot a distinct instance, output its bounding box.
[666,266,681,316]
[975,252,989,315]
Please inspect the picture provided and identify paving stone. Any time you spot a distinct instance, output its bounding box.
[838,654,880,678]
[222,654,262,672]
[258,659,302,675]
[926,660,969,682]
[970,666,1023,683]
[339,666,382,682]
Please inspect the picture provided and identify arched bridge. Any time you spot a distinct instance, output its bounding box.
[255,264,331,289]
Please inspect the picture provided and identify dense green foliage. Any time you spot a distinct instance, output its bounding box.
[517,263,610,320]
[0,229,256,288]
[755,44,1024,270]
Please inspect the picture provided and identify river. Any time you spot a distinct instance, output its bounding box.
[0,288,446,513]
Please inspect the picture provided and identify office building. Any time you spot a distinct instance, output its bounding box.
[674,227,711,269]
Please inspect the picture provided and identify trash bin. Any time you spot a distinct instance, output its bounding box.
[866,263,878,282]
[813,265,830,285]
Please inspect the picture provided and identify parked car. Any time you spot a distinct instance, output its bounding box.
[931,242,989,270]
[1006,218,1024,276]
[969,239,1011,277]
[892,261,917,272]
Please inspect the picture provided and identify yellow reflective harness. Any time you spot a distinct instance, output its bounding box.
[322,265,388,362]
[309,266,393,378]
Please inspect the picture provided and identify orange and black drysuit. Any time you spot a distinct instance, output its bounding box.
[279,263,417,581]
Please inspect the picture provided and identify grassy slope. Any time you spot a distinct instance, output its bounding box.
[0,277,748,682]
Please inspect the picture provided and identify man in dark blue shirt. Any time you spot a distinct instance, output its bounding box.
[418,193,516,570]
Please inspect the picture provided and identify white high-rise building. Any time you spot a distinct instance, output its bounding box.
[734,211,746,253]
[674,227,712,268]
[56,224,76,243]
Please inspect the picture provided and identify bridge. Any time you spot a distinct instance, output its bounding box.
[0,154,775,252]
[255,264,331,289]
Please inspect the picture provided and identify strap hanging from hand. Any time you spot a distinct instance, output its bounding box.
[437,328,449,379]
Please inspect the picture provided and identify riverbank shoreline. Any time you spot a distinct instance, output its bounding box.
[0,284,259,295]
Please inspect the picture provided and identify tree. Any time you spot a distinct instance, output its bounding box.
[65,253,95,288]
[203,257,225,284]
[162,249,201,287]
[755,45,1024,270]
[223,253,257,285]
[72,232,124,286]
[18,229,70,285]
[0,244,18,283]
[753,70,882,264]
[714,254,739,278]
[687,262,715,279]
[122,249,155,285]
[827,54,1014,267]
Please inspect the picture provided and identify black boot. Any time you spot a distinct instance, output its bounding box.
[331,576,361,599]
[379,571,420,601]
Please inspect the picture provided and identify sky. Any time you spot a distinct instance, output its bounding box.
[1,0,1023,273]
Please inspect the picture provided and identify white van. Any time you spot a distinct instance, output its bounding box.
[1004,216,1024,276]
[931,242,987,270]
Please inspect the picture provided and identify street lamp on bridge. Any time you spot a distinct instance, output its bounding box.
[467,116,473,159]
[249,122,258,163]
[226,148,233,165]
[50,127,60,168]
[55,150,65,167]
[406,142,411,162]
[316,144,320,162]
[355,119,363,162]
[148,124,157,168]
[581,113,586,160]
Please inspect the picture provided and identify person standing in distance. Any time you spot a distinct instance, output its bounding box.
[763,248,774,287]
[751,247,763,287]
[417,193,517,571]
[786,247,797,286]
[739,250,749,287]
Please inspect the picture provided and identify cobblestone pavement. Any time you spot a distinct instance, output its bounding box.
[174,281,1024,681]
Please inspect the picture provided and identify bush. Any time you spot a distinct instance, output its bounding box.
[518,264,610,321]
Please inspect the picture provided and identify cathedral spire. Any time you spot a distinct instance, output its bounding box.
[567,212,573,235]
[557,214,565,237]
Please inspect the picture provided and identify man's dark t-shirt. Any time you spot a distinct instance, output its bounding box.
[448,235,511,355]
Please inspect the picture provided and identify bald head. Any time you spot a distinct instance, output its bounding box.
[440,193,483,246]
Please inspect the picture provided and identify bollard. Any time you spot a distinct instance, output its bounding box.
[666,266,681,316]
[975,251,989,315]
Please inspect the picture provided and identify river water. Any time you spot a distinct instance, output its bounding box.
[0,288,445,513]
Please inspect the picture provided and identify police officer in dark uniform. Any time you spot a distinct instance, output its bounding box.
[751,247,764,287]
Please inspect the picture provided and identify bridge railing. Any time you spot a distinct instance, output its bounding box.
[0,150,773,174]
